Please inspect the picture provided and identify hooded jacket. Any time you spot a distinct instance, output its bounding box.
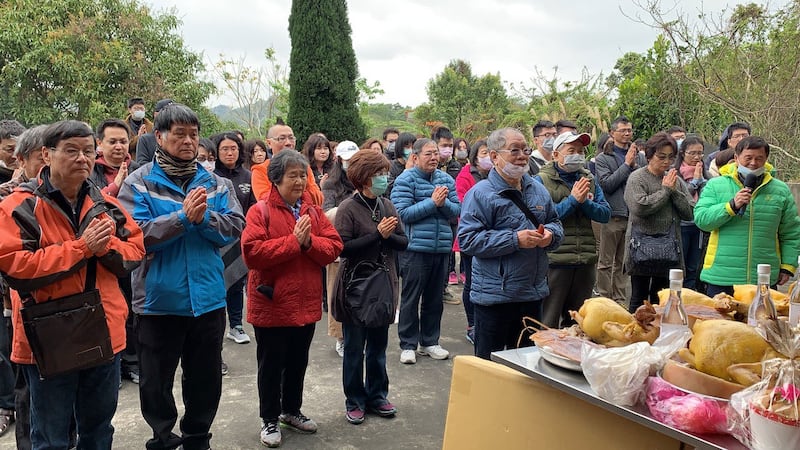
[242,188,342,328]
[694,162,800,285]
[0,167,145,364]
[458,169,564,306]
[117,161,246,316]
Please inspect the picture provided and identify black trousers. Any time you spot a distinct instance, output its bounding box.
[254,324,315,422]
[137,308,225,450]
[473,301,540,360]
[630,275,669,313]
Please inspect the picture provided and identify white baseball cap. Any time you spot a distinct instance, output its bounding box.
[335,140,359,160]
[553,132,591,151]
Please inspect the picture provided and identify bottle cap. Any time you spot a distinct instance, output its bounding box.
[758,264,771,275]
[669,269,684,281]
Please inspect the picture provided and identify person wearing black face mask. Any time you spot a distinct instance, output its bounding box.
[694,136,800,297]
[535,132,611,328]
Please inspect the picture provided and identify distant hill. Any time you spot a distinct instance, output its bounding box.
[210,99,278,128]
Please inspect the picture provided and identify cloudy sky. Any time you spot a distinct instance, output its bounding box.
[146,0,736,107]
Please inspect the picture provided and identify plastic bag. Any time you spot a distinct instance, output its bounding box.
[728,320,800,450]
[646,376,729,434]
[581,325,691,406]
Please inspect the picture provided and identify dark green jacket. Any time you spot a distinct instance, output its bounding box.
[536,163,611,265]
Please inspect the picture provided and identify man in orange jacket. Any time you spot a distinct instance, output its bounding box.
[0,120,145,448]
[251,124,323,205]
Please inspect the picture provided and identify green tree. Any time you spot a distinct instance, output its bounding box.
[287,0,365,145]
[0,0,215,127]
[415,60,511,141]
[639,1,800,178]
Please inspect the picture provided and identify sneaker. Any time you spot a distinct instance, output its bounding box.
[443,290,461,305]
[448,272,458,285]
[335,339,345,358]
[418,344,449,360]
[465,327,475,345]
[279,412,317,434]
[260,420,281,447]
[459,272,466,284]
[227,326,251,344]
[368,402,397,417]
[122,366,140,384]
[221,361,228,376]
[399,349,416,364]
[345,408,365,424]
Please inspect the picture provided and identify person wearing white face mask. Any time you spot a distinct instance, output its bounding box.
[458,128,564,360]
[694,136,800,297]
[125,97,154,158]
[535,132,611,328]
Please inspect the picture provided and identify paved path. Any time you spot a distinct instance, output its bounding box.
[0,285,472,449]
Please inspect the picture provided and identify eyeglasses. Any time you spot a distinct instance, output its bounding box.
[685,151,704,156]
[499,148,533,157]
[218,146,239,153]
[730,133,750,140]
[270,135,296,143]
[655,153,677,161]
[419,151,439,158]
[614,128,634,135]
[535,132,557,138]
[52,146,95,160]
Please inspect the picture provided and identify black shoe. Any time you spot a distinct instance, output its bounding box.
[0,409,14,437]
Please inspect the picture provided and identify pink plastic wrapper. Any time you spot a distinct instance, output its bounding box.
[646,376,730,435]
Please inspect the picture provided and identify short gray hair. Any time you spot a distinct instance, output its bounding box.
[487,128,524,152]
[412,138,435,154]
[268,150,309,184]
[14,125,47,160]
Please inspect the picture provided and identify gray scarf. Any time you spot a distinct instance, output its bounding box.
[155,145,197,181]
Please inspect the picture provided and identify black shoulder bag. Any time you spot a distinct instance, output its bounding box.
[500,190,541,227]
[344,198,395,328]
[20,257,114,379]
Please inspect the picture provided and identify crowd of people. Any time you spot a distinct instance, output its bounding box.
[0,98,798,449]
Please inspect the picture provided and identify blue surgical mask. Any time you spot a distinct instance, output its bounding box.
[675,138,684,149]
[370,175,389,196]
[403,148,412,159]
[738,164,765,178]
[561,154,586,173]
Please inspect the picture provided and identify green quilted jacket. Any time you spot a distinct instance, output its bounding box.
[694,162,800,285]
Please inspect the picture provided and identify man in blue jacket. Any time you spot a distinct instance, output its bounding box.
[458,128,564,360]
[118,104,245,450]
[390,138,461,365]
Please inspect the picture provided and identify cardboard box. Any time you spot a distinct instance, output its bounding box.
[443,356,685,450]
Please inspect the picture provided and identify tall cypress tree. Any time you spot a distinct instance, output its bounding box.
[287,0,366,145]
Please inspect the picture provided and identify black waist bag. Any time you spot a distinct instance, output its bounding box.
[20,258,114,379]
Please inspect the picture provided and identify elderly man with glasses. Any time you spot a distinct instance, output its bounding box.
[458,128,563,360]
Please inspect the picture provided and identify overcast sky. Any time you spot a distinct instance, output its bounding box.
[146,0,736,107]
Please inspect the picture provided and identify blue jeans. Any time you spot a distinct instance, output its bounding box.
[342,322,390,412]
[398,251,447,350]
[0,316,15,410]
[681,224,703,290]
[474,301,540,360]
[23,354,120,450]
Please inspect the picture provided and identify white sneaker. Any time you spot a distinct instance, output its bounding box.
[399,349,416,364]
[335,339,345,358]
[260,420,281,447]
[226,326,251,344]
[418,345,449,360]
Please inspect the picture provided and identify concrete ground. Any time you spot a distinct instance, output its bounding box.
[0,284,471,450]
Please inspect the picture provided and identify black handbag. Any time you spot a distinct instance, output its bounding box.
[343,199,395,328]
[20,258,114,379]
[628,221,681,275]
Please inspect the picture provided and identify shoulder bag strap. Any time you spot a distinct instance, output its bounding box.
[499,190,540,228]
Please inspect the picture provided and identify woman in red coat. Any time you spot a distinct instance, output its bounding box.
[241,150,343,448]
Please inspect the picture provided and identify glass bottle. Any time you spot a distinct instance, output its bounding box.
[662,269,688,327]
[747,264,778,327]
[789,257,800,327]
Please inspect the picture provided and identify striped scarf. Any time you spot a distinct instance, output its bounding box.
[155,145,197,181]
